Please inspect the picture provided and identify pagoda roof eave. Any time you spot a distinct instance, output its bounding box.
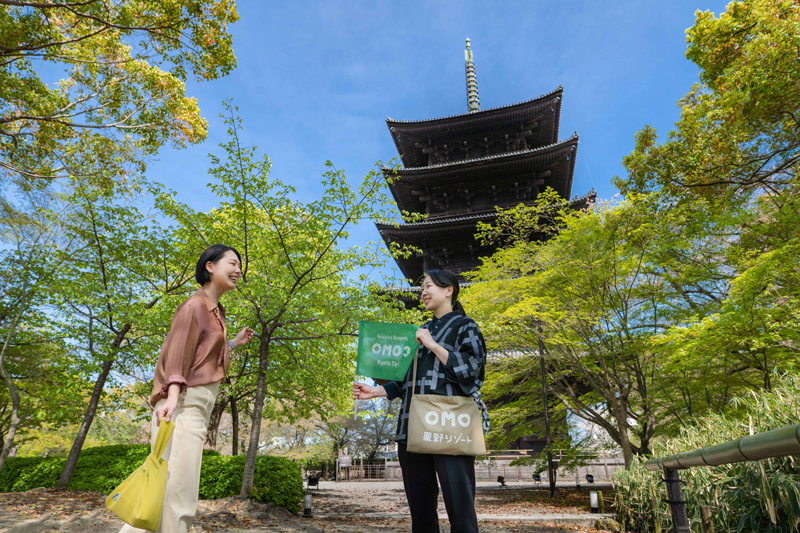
[387,86,564,168]
[380,281,474,292]
[383,135,580,216]
[382,134,578,179]
[376,189,597,237]
[386,85,563,126]
[376,211,495,232]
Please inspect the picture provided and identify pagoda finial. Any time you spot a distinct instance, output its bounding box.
[465,38,480,113]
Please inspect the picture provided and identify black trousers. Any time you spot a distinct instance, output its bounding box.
[397,442,479,533]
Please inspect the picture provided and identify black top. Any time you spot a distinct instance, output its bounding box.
[385,311,489,443]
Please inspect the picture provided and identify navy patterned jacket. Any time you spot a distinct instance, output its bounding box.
[384,311,490,444]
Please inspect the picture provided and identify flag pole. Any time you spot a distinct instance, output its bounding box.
[353,375,359,420]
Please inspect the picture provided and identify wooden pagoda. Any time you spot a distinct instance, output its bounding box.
[378,39,594,289]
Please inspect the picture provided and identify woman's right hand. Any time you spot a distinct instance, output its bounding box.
[155,397,178,426]
[352,382,386,400]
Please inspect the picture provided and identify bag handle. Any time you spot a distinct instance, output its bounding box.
[411,344,419,399]
[410,317,457,398]
[410,322,438,398]
[152,420,175,458]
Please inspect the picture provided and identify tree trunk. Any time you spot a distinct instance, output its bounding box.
[240,338,269,496]
[0,371,21,476]
[57,324,131,489]
[332,440,339,478]
[0,300,28,475]
[56,356,115,489]
[204,396,230,449]
[612,397,634,468]
[230,394,239,456]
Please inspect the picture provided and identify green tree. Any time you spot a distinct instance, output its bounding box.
[0,200,77,473]
[1,0,239,477]
[463,192,746,466]
[53,189,194,488]
[0,0,238,193]
[618,0,799,201]
[616,0,800,407]
[465,198,667,466]
[157,100,415,496]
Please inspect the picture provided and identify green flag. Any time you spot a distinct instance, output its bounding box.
[356,321,419,381]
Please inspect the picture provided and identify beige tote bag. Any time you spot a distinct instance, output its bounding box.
[406,352,486,455]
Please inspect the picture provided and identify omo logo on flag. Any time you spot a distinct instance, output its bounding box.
[371,342,413,358]
[356,321,419,381]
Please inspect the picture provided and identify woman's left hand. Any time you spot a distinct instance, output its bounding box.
[415,328,435,349]
[232,327,255,348]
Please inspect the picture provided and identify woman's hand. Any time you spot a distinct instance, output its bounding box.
[232,327,255,348]
[352,382,387,400]
[415,328,436,349]
[155,397,178,426]
[156,383,181,426]
[416,327,450,365]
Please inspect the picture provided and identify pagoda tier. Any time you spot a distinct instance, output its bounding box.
[384,135,578,219]
[377,193,595,284]
[387,86,563,168]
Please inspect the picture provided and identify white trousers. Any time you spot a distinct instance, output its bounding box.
[119,381,221,533]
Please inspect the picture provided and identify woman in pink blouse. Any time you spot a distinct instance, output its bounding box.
[120,244,254,533]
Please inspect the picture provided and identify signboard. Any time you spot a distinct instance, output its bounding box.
[340,455,352,468]
[356,321,419,381]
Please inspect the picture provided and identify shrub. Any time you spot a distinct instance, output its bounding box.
[199,455,304,513]
[614,373,800,532]
[0,456,64,492]
[0,446,301,513]
[69,444,151,492]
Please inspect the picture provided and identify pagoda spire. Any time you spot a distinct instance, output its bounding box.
[465,38,480,113]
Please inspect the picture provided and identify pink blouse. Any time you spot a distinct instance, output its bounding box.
[150,290,230,407]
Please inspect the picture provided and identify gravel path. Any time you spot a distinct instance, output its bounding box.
[312,481,611,516]
[0,484,613,533]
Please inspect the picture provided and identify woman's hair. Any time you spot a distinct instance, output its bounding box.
[426,270,466,316]
[195,244,242,286]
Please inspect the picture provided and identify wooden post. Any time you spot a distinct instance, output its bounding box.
[700,506,715,533]
[664,469,690,533]
[597,490,604,513]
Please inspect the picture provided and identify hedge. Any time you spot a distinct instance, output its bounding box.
[199,455,305,513]
[0,445,303,514]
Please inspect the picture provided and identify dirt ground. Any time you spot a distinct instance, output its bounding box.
[311,482,611,515]
[0,485,612,533]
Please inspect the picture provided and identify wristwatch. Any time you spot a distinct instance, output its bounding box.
[228,340,236,350]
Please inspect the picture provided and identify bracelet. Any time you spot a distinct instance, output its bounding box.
[228,340,236,350]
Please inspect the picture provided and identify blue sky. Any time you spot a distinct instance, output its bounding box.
[148,0,730,282]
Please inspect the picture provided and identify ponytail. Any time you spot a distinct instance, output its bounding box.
[453,300,467,317]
